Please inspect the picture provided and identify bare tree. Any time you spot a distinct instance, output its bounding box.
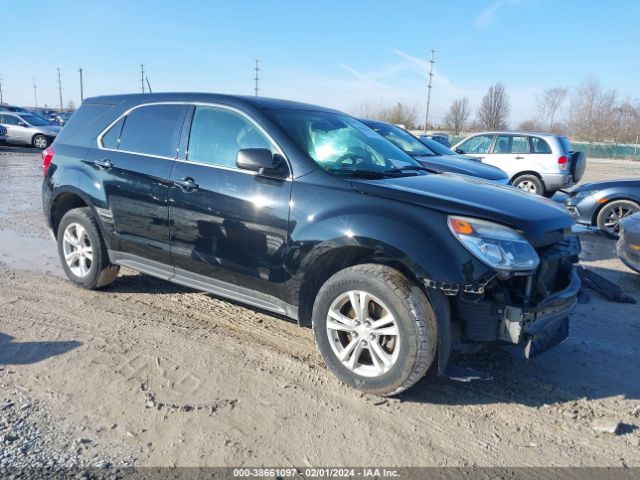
[350,100,385,120]
[536,87,567,129]
[66,100,75,111]
[568,79,618,141]
[476,83,510,130]
[444,97,471,134]
[517,119,544,131]
[383,102,419,129]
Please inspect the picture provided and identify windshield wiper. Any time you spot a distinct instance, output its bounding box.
[327,168,390,178]
[383,165,432,174]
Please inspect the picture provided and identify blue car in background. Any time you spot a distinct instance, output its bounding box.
[360,119,510,184]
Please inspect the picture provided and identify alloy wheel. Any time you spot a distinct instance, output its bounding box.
[326,290,400,378]
[604,205,636,234]
[516,180,537,194]
[62,223,93,277]
[33,135,48,149]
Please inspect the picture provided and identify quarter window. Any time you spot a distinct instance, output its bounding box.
[530,137,552,154]
[187,106,273,168]
[459,135,494,154]
[117,104,186,157]
[101,117,125,149]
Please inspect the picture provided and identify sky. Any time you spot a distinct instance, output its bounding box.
[2,0,639,126]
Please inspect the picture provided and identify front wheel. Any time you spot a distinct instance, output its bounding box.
[596,199,640,236]
[312,264,437,396]
[512,174,545,195]
[32,134,49,149]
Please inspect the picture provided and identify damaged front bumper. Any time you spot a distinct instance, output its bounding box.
[425,236,581,364]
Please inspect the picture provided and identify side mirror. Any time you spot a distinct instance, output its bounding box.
[455,147,464,154]
[18,122,28,127]
[236,148,287,177]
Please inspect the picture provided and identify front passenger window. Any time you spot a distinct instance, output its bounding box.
[459,135,494,154]
[187,106,273,168]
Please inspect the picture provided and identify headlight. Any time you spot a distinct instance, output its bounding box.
[448,216,540,271]
[570,190,596,201]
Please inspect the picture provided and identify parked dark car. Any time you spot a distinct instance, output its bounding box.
[419,133,451,148]
[43,93,580,395]
[55,111,74,126]
[417,135,480,162]
[617,213,640,273]
[360,119,510,184]
[0,104,30,113]
[0,125,7,143]
[565,178,640,236]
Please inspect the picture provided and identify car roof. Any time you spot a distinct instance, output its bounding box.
[467,131,563,139]
[84,92,342,114]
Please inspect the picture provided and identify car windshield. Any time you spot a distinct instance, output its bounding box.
[20,113,51,126]
[365,122,436,157]
[267,109,422,174]
[419,137,456,156]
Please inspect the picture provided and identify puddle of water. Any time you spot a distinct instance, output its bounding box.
[0,230,63,277]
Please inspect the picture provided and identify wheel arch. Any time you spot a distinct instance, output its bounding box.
[510,170,544,183]
[592,196,640,226]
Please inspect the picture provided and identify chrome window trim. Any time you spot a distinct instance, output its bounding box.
[95,101,292,177]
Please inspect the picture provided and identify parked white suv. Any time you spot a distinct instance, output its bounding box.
[452,132,585,196]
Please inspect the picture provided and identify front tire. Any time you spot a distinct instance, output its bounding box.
[32,134,49,150]
[312,264,437,396]
[513,174,545,195]
[57,207,119,289]
[596,199,640,237]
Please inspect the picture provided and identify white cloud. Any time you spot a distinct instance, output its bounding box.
[474,0,527,29]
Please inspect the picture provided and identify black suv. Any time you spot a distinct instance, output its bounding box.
[42,93,581,395]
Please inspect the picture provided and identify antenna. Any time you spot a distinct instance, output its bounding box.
[424,50,435,132]
[254,60,260,97]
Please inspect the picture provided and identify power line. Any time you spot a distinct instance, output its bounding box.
[79,68,84,102]
[424,49,435,132]
[254,60,260,97]
[57,68,64,112]
[140,64,145,93]
[33,78,38,108]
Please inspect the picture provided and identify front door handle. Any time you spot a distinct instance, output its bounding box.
[93,158,113,170]
[174,177,199,191]
[515,156,525,160]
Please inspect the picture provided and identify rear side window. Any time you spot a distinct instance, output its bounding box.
[530,137,552,154]
[187,106,273,168]
[493,135,529,154]
[117,104,186,158]
[0,114,20,125]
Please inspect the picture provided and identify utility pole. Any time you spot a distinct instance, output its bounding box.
[79,68,84,102]
[0,77,3,104]
[424,50,435,133]
[140,64,145,93]
[57,68,64,112]
[33,78,38,108]
[254,60,260,97]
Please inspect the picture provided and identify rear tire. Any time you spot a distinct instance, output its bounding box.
[57,207,119,289]
[312,264,437,396]
[596,199,640,237]
[513,174,545,196]
[32,134,49,150]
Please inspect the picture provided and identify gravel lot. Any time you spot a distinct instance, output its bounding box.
[0,146,639,470]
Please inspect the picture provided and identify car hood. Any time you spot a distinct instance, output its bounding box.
[413,154,508,181]
[572,178,640,193]
[351,173,572,242]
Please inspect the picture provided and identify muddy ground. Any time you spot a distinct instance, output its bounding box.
[0,147,639,468]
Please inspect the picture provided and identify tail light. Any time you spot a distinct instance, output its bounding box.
[42,147,54,175]
[558,155,569,171]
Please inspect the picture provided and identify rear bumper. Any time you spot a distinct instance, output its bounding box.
[541,172,573,192]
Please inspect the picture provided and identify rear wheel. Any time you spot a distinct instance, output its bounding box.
[596,199,640,236]
[513,174,545,195]
[312,264,437,396]
[57,207,119,289]
[32,134,49,149]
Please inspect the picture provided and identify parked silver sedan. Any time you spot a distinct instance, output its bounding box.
[0,111,61,149]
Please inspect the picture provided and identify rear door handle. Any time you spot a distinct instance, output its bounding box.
[515,156,525,160]
[174,177,199,191]
[93,158,113,170]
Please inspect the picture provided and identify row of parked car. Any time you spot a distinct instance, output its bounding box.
[39,92,639,396]
[0,103,74,148]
